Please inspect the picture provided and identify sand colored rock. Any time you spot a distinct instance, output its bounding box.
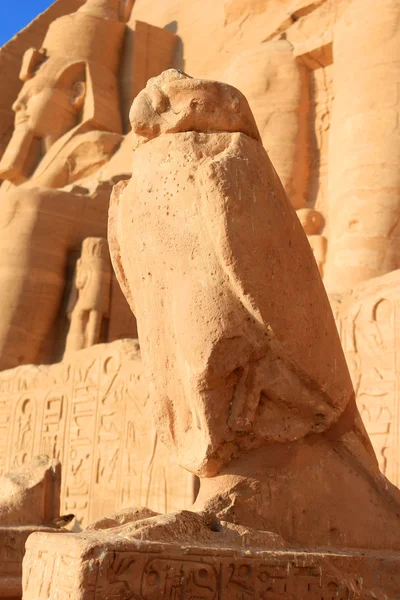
[22,531,400,600]
[0,456,62,600]
[112,70,351,477]
[224,41,310,209]
[296,208,327,277]
[0,0,85,164]
[0,0,397,595]
[107,70,400,550]
[333,269,400,489]
[0,455,61,527]
[1,0,397,252]
[0,0,124,370]
[0,0,177,371]
[0,186,111,370]
[0,340,196,529]
[324,0,400,293]
[129,68,261,147]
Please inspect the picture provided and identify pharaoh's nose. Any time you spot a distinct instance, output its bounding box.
[12,98,25,112]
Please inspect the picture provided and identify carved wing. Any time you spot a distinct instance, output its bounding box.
[108,179,136,314]
[198,133,353,416]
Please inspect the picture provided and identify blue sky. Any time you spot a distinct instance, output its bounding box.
[0,1,54,47]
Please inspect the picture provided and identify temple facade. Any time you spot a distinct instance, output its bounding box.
[0,1,399,598]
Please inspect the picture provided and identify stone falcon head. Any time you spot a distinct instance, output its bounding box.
[129,69,262,147]
[109,70,356,477]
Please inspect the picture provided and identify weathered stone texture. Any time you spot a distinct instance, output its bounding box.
[333,269,400,488]
[0,456,63,600]
[0,1,398,597]
[108,70,400,553]
[23,531,400,599]
[0,0,177,371]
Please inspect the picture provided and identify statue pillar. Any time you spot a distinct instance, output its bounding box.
[224,40,310,209]
[0,188,108,370]
[324,0,400,293]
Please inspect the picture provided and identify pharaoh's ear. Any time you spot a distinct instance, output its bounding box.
[70,81,86,111]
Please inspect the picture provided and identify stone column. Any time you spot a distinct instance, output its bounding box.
[324,0,400,293]
[224,40,310,209]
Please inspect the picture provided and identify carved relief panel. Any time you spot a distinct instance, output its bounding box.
[0,340,195,528]
[23,535,399,600]
[333,271,400,486]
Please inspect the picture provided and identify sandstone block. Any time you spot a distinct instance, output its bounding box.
[23,527,400,599]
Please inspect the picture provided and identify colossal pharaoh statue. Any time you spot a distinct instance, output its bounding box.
[0,0,126,370]
[211,0,400,295]
[0,0,177,371]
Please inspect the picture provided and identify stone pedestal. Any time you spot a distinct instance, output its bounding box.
[22,530,400,599]
[0,527,61,600]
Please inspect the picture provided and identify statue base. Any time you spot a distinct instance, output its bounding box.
[0,526,62,600]
[23,528,400,599]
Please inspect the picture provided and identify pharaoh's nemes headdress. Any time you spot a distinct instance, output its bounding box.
[20,0,133,134]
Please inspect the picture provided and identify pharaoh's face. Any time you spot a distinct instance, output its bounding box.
[0,57,86,183]
[12,76,76,139]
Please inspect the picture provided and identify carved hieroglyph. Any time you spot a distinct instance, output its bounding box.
[0,0,178,371]
[0,340,195,529]
[332,269,400,488]
[23,533,400,600]
[107,70,400,551]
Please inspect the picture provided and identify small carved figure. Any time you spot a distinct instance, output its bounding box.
[0,0,125,371]
[296,208,327,277]
[65,238,111,355]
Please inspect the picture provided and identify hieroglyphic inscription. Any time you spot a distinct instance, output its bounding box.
[24,536,394,600]
[10,396,37,470]
[0,398,10,475]
[40,392,67,461]
[141,559,218,599]
[23,543,98,600]
[138,559,361,599]
[0,526,62,600]
[90,353,125,523]
[333,276,400,486]
[63,358,99,519]
[0,340,195,528]
[0,529,26,577]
